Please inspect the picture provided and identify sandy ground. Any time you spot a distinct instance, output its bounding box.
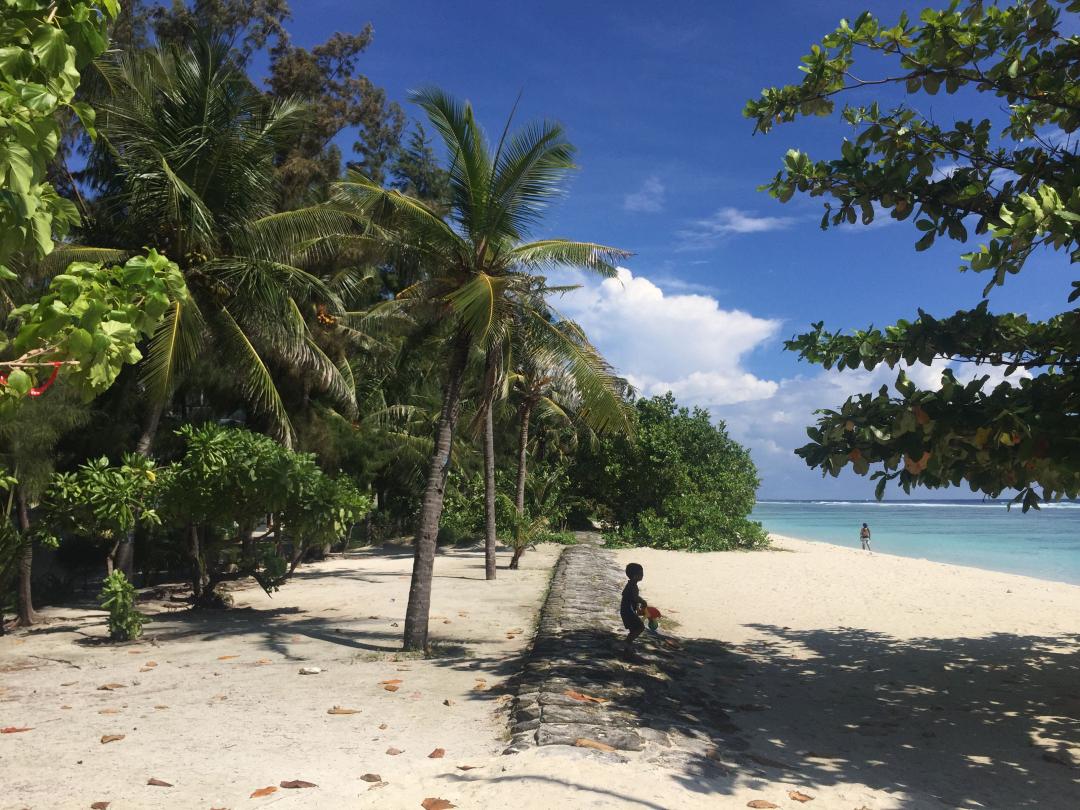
[615,537,1080,809]
[3,537,1079,809]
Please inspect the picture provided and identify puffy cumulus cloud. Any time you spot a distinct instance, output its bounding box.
[623,176,666,213]
[677,207,795,249]
[550,267,781,406]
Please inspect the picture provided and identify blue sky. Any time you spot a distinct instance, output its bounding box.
[280,1,1074,498]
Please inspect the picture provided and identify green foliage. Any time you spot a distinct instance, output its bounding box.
[0,0,117,272]
[159,424,371,598]
[573,393,769,551]
[99,569,147,641]
[746,0,1080,509]
[39,453,160,552]
[3,251,187,407]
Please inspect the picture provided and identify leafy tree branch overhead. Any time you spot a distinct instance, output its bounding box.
[746,0,1080,509]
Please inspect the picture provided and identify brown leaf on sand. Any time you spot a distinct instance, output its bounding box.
[154,705,169,710]
[144,661,157,668]
[280,780,317,789]
[98,708,121,715]
[250,786,277,798]
[360,773,382,783]
[100,734,125,744]
[378,723,388,730]
[421,800,456,810]
[456,765,480,771]
[788,791,814,803]
[746,802,779,809]
[574,738,616,753]
[217,655,239,661]
[327,706,360,715]
[254,658,271,665]
[61,681,77,686]
[97,683,125,691]
[383,684,399,692]
[90,802,110,809]
[147,778,172,787]
[379,678,403,685]
[1,727,32,734]
[428,748,445,758]
[564,689,608,704]
[385,747,403,756]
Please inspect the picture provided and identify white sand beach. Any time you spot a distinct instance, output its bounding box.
[3,537,1079,809]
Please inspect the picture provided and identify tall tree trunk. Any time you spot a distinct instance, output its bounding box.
[482,400,497,581]
[509,401,533,570]
[514,401,532,515]
[402,337,469,652]
[15,487,36,626]
[188,523,204,602]
[116,397,168,579]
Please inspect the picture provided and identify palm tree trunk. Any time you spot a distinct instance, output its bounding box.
[402,336,470,652]
[509,401,532,570]
[15,487,37,626]
[514,401,532,515]
[116,397,168,579]
[482,400,497,581]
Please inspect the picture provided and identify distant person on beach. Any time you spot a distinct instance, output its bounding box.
[860,522,872,551]
[621,563,647,660]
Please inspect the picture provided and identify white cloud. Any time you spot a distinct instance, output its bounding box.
[677,207,795,249]
[623,176,665,213]
[551,267,781,406]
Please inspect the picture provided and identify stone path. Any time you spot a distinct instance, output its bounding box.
[504,540,751,778]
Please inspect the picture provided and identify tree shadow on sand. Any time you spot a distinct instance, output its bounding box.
[501,624,1079,807]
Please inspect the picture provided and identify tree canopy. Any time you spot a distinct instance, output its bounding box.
[745,0,1080,509]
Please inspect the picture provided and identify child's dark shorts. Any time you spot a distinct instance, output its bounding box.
[621,608,644,633]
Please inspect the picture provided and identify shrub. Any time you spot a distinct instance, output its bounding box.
[99,570,147,641]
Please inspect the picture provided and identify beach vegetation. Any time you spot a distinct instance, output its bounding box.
[573,394,769,551]
[747,0,1080,510]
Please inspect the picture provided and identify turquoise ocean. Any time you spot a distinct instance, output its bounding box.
[752,500,1080,586]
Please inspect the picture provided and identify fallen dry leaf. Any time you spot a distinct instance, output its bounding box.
[254,658,271,665]
[60,705,72,710]
[61,681,77,686]
[385,747,403,756]
[379,678,403,685]
[147,778,172,787]
[144,661,157,668]
[1,727,32,734]
[421,799,456,810]
[378,723,388,730]
[100,734,125,744]
[574,738,616,753]
[97,683,125,691]
[217,655,239,661]
[788,791,814,803]
[250,786,277,798]
[153,705,169,710]
[90,802,110,809]
[456,765,480,771]
[327,706,360,715]
[746,802,779,809]
[361,773,382,783]
[98,708,121,715]
[280,780,317,789]
[382,684,399,692]
[564,689,607,704]
[428,748,445,759]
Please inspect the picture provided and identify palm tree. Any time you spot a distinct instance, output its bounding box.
[87,36,358,454]
[503,299,630,568]
[77,37,361,576]
[333,87,630,651]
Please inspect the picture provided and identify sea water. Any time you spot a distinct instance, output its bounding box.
[752,500,1080,585]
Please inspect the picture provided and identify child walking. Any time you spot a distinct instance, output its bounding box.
[621,562,647,660]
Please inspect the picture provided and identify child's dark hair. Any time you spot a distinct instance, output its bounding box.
[625,562,643,579]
